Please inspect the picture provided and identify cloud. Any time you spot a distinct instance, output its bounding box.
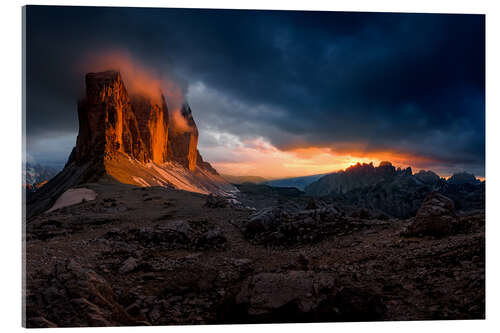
[78,49,185,108]
[79,49,195,133]
[198,131,445,179]
[26,131,77,168]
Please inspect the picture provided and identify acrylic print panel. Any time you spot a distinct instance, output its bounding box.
[22,5,485,327]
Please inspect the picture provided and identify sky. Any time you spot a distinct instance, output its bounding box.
[25,6,485,179]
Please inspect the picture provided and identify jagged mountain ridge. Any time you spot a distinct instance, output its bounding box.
[305,161,415,196]
[27,70,232,217]
[305,161,484,218]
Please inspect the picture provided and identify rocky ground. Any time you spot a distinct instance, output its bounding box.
[24,180,485,327]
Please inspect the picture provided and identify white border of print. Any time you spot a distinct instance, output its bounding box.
[1,0,498,332]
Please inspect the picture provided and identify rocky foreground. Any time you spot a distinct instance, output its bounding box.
[24,181,484,327]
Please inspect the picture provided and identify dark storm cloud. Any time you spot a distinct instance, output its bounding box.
[25,6,485,175]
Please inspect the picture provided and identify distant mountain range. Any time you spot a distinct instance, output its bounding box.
[224,163,484,217]
[221,175,268,185]
[221,173,328,190]
[305,161,482,196]
[304,161,484,218]
[264,174,327,191]
[24,163,60,194]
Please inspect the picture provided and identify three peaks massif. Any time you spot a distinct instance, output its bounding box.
[27,70,232,217]
[26,70,485,219]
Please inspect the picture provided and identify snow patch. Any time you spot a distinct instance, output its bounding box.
[149,163,209,194]
[47,188,97,213]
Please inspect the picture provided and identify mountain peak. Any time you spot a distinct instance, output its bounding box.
[86,70,121,80]
[75,70,146,167]
[74,70,204,171]
[27,70,232,217]
[448,172,480,185]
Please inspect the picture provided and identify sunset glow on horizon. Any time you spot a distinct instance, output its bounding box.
[199,135,479,180]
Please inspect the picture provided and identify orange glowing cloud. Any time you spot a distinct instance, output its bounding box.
[78,49,189,132]
[170,110,192,133]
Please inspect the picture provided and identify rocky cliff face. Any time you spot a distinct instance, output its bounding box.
[75,71,147,166]
[167,104,199,171]
[130,94,169,164]
[27,70,231,217]
[74,70,205,171]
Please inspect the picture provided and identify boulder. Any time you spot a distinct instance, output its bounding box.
[403,192,458,237]
[196,228,227,250]
[204,194,228,208]
[243,206,344,246]
[233,271,385,322]
[105,220,226,251]
[119,257,138,274]
[29,259,134,327]
[236,271,319,316]
[244,207,284,236]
